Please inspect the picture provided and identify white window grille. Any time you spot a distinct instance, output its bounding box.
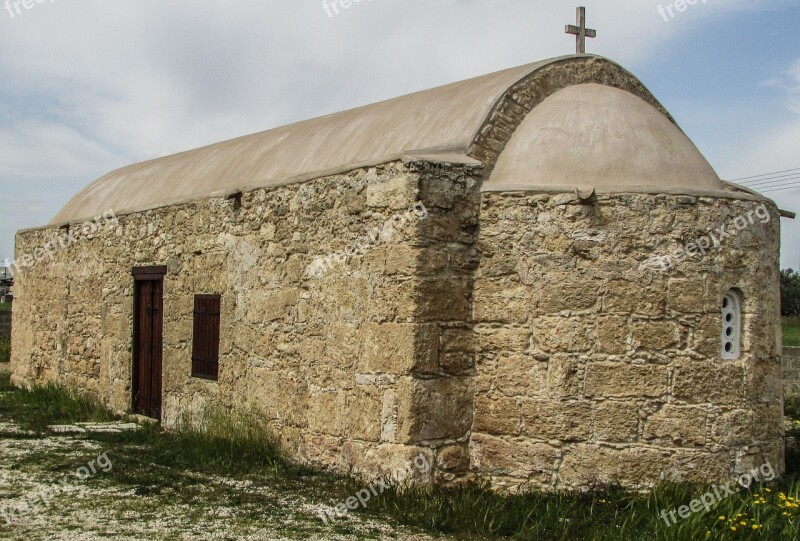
[721,291,741,360]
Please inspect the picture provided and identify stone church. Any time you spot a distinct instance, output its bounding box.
[11,54,785,490]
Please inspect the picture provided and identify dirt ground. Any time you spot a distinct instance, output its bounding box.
[0,419,445,541]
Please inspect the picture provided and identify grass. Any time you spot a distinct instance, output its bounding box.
[0,302,11,312]
[0,336,9,362]
[0,373,118,432]
[1,375,800,540]
[784,317,800,347]
[0,371,12,392]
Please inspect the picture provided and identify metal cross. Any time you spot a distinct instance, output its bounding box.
[565,7,596,55]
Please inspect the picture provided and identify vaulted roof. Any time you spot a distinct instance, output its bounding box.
[50,55,728,225]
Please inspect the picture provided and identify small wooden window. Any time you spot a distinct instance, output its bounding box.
[192,294,221,380]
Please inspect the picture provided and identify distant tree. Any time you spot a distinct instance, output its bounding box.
[781,269,800,317]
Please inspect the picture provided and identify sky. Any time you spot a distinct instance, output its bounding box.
[1,0,799,269]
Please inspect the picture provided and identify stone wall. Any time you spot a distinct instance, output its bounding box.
[784,347,800,399]
[471,191,784,490]
[11,159,480,482]
[11,159,785,490]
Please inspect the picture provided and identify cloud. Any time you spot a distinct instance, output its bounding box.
[722,55,800,269]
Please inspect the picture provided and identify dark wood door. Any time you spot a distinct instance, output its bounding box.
[132,277,164,420]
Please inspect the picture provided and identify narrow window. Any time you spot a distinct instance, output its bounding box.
[721,291,741,360]
[192,294,221,380]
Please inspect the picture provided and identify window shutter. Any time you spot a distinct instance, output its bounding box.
[192,294,221,380]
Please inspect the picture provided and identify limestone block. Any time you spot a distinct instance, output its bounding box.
[533,316,595,353]
[546,355,581,398]
[691,313,724,359]
[366,174,417,210]
[473,394,520,435]
[667,278,705,313]
[744,310,782,358]
[247,371,309,428]
[356,444,435,484]
[631,320,679,352]
[415,248,450,276]
[415,278,471,322]
[672,360,745,405]
[360,322,438,375]
[470,433,557,483]
[301,433,347,472]
[475,325,531,354]
[324,323,361,367]
[449,247,481,275]
[753,403,784,441]
[745,359,782,403]
[436,444,469,473]
[559,444,663,488]
[592,401,639,442]
[440,328,475,375]
[595,315,629,354]
[604,280,667,317]
[584,362,667,399]
[384,245,417,276]
[710,409,754,446]
[473,279,532,324]
[643,405,708,447]
[345,386,384,442]
[520,399,592,441]
[368,279,416,321]
[477,254,519,278]
[493,354,547,397]
[396,376,474,443]
[664,450,733,484]
[537,274,601,314]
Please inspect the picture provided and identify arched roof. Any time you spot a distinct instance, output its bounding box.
[50,55,726,224]
[484,83,721,191]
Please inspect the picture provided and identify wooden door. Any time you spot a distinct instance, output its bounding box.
[132,267,166,420]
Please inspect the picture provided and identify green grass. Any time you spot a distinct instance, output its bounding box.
[1,376,799,540]
[0,375,119,432]
[0,302,11,312]
[784,317,800,347]
[0,371,12,392]
[0,336,9,362]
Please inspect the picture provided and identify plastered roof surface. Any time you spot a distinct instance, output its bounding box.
[484,83,722,192]
[50,55,726,225]
[51,59,554,224]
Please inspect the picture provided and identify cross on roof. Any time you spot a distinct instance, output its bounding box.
[565,6,596,55]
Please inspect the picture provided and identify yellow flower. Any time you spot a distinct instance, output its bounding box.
[719,516,726,521]
[730,526,737,531]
